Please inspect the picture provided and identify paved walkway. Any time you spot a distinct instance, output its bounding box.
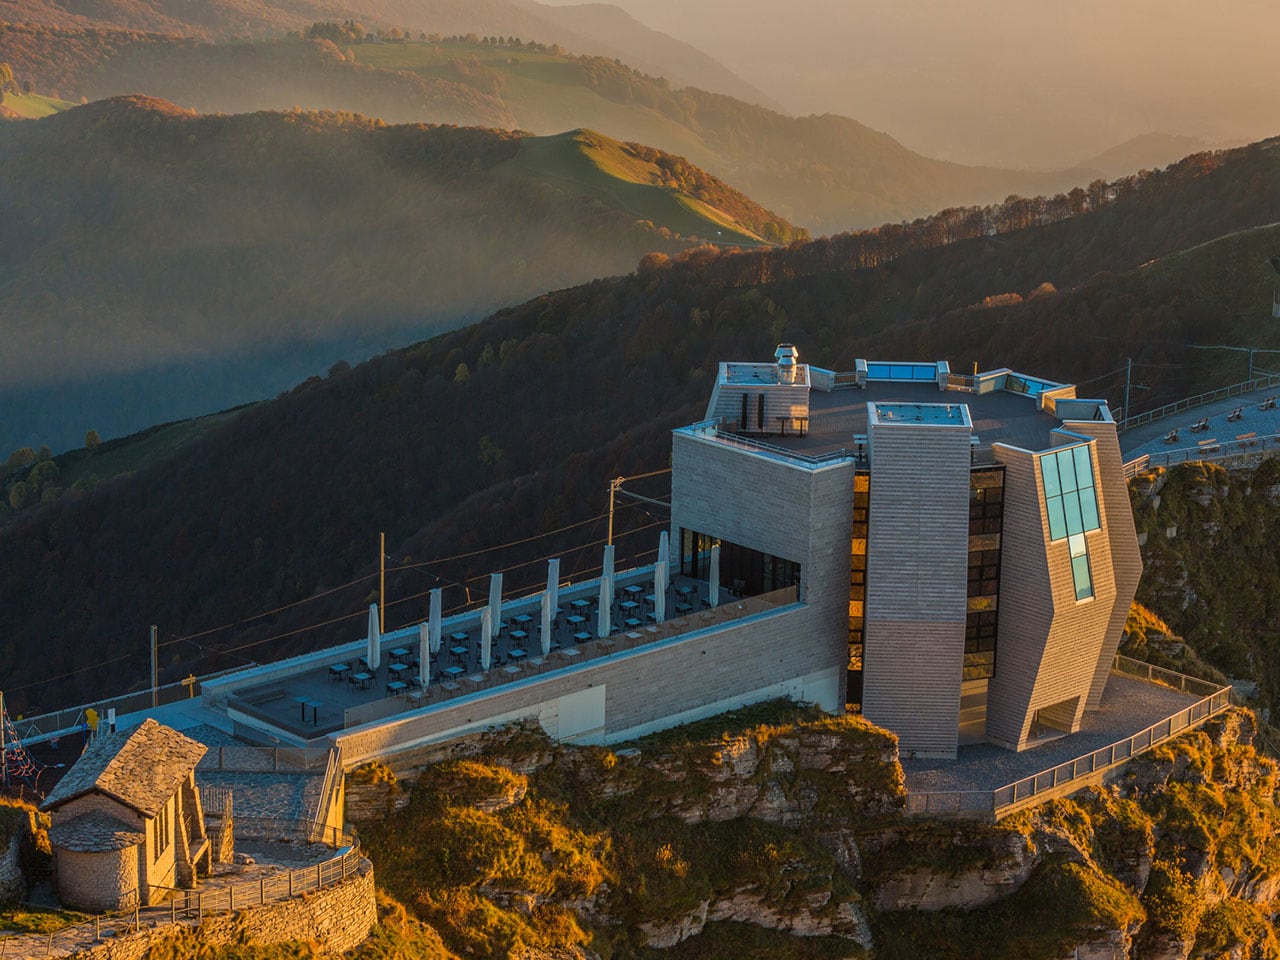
[1120,390,1280,462]
[901,674,1200,795]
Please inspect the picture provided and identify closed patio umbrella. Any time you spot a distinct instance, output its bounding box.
[658,530,669,564]
[546,558,560,616]
[602,544,615,596]
[488,573,503,631]
[366,603,381,670]
[419,621,430,687]
[597,574,612,638]
[654,559,668,623]
[481,607,493,671]
[709,544,720,608]
[428,588,443,655]
[540,591,553,657]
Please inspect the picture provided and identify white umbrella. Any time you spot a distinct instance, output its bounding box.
[546,558,560,616]
[602,544,615,596]
[708,544,720,608]
[366,603,381,670]
[654,559,668,623]
[540,591,553,657]
[480,607,493,671]
[488,573,503,631]
[597,574,612,638]
[418,621,430,687]
[658,530,669,564]
[428,588,442,654]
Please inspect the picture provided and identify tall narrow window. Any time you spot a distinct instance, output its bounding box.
[1039,444,1099,602]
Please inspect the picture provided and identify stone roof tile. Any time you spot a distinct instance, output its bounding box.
[48,811,144,852]
[41,718,207,817]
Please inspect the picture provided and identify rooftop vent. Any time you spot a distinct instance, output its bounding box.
[775,343,799,384]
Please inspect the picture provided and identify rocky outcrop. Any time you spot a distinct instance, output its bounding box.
[639,888,873,951]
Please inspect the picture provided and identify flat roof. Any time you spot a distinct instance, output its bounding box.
[761,383,1063,457]
[870,401,971,428]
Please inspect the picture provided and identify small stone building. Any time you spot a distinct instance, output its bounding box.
[41,719,212,911]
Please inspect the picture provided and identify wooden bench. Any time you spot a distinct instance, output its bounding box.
[1237,432,1259,448]
[1197,438,1218,447]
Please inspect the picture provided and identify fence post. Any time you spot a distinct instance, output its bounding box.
[229,887,233,912]
[171,899,176,924]
[289,871,294,898]
[260,877,265,905]
[199,893,203,921]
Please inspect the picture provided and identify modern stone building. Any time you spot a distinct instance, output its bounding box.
[671,348,1141,759]
[42,719,212,910]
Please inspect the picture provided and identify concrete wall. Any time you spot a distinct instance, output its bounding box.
[331,432,855,766]
[861,420,973,759]
[1066,421,1143,710]
[70,863,377,959]
[985,441,1119,750]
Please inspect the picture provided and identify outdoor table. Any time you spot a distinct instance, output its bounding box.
[624,584,644,597]
[514,614,533,626]
[502,664,522,674]
[620,600,639,613]
[328,663,350,681]
[509,648,528,659]
[450,631,469,643]
[444,665,465,677]
[304,699,323,725]
[644,594,656,607]
[571,598,591,611]
[388,662,410,677]
[389,647,411,664]
[561,647,581,658]
[511,629,529,643]
[676,602,693,615]
[625,631,643,640]
[676,583,695,597]
[386,680,408,697]
[294,696,309,720]
[449,645,469,657]
[624,617,642,629]
[349,672,373,690]
[573,631,591,643]
[567,614,587,628]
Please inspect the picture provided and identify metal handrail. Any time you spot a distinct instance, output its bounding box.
[905,656,1233,821]
[685,419,855,466]
[1124,431,1280,475]
[0,818,364,954]
[1118,373,1280,432]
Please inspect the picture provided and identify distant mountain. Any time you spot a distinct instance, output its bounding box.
[0,28,1094,232]
[0,0,780,108]
[4,136,1279,710]
[0,96,797,452]
[1079,132,1216,180]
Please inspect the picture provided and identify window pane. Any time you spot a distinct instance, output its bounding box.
[1068,532,1086,558]
[1071,553,1093,600]
[1047,497,1067,539]
[1065,491,1084,535]
[914,364,935,380]
[1079,485,1100,531]
[1041,454,1061,498]
[1073,444,1094,490]
[1056,448,1078,493]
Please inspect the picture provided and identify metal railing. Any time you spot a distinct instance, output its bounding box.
[195,744,331,771]
[310,747,344,841]
[10,668,245,745]
[0,818,364,957]
[1124,431,1280,476]
[684,418,855,466]
[342,585,802,729]
[1118,372,1280,432]
[905,656,1233,821]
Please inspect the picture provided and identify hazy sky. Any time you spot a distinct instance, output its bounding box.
[543,0,1277,168]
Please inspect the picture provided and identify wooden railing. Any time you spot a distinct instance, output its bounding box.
[905,657,1233,822]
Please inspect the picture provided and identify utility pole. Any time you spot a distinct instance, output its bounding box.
[1,690,7,789]
[150,624,158,708]
[1123,357,1132,424]
[607,478,624,546]
[1249,348,1256,382]
[379,532,386,633]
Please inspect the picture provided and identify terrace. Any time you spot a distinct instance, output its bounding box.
[203,566,801,746]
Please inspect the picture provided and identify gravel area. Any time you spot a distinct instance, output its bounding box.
[196,770,324,822]
[902,674,1201,794]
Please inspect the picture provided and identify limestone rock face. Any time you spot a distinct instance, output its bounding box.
[872,832,1036,912]
[639,889,874,951]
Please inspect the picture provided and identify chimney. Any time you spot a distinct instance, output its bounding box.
[774,343,799,384]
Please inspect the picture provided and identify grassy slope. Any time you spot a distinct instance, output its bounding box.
[499,130,765,245]
[0,92,75,118]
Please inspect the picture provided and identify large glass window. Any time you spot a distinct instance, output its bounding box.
[867,362,937,382]
[679,529,800,597]
[847,473,870,709]
[965,468,1004,680]
[1040,444,1099,601]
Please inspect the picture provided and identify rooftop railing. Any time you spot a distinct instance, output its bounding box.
[1124,431,1280,477]
[683,418,856,466]
[905,656,1233,822]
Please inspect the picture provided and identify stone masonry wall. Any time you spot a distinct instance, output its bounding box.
[67,862,376,959]
[0,835,22,905]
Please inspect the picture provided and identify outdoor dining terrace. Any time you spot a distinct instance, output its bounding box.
[213,560,800,743]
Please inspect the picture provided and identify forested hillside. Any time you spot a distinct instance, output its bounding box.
[2,137,1279,712]
[0,95,798,452]
[0,26,1092,232]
